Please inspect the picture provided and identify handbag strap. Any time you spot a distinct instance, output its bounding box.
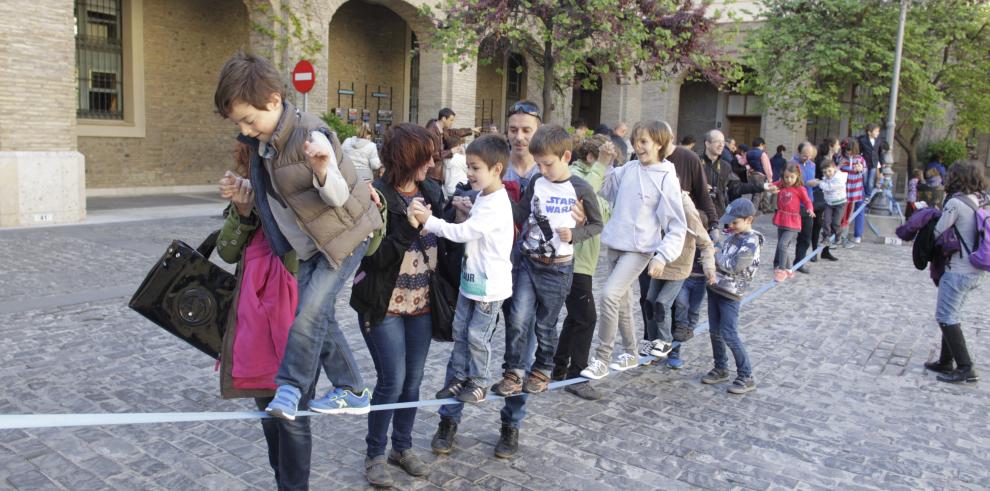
[197,230,222,259]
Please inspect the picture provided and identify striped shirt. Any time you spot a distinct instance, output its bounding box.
[839,155,866,202]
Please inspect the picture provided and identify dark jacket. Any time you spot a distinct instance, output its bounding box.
[668,146,718,229]
[701,152,765,216]
[770,153,788,183]
[857,134,884,171]
[349,178,459,329]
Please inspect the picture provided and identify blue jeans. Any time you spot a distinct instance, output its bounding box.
[275,240,369,394]
[851,201,866,239]
[360,313,433,458]
[864,167,877,197]
[449,293,503,386]
[936,271,985,325]
[440,317,532,429]
[255,388,316,491]
[674,275,708,330]
[504,256,574,377]
[707,290,752,378]
[645,279,685,343]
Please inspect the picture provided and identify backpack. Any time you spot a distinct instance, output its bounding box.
[954,193,990,271]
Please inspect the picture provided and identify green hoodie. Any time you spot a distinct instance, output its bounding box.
[570,159,611,276]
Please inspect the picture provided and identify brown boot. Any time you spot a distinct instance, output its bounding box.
[522,369,551,394]
[491,372,523,396]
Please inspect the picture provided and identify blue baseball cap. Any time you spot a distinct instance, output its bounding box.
[719,198,757,227]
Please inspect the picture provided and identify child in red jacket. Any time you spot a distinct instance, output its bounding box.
[771,163,814,281]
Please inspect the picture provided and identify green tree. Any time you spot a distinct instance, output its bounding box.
[421,0,733,123]
[744,0,990,173]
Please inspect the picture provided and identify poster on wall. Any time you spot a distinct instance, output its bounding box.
[347,108,359,122]
[333,107,346,119]
[362,109,371,122]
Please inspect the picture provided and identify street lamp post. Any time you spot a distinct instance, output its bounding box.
[884,0,909,167]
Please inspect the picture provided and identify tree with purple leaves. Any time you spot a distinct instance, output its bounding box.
[421,0,734,123]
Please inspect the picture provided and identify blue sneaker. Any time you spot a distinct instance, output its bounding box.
[309,387,372,415]
[666,350,684,370]
[266,385,301,421]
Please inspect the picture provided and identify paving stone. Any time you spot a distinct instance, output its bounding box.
[0,215,987,489]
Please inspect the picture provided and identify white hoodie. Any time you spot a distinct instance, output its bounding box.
[341,136,381,182]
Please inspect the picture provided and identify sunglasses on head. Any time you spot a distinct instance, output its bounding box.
[506,101,541,121]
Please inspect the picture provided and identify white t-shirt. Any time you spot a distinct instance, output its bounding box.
[443,153,468,198]
[424,187,514,301]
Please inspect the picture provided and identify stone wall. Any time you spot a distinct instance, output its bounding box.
[79,0,249,189]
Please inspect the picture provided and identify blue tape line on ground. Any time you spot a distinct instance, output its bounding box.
[0,204,871,430]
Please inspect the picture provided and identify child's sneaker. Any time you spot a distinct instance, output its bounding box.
[522,369,551,394]
[456,380,487,403]
[727,376,757,394]
[637,339,654,357]
[580,358,609,380]
[435,378,466,399]
[308,387,371,415]
[786,270,796,279]
[773,269,788,282]
[672,323,694,342]
[609,353,639,372]
[551,365,568,381]
[266,385,301,421]
[700,368,731,385]
[853,237,862,244]
[648,340,673,358]
[666,351,684,370]
[491,372,523,396]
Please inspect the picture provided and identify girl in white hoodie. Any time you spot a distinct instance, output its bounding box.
[341,123,382,182]
[581,120,688,380]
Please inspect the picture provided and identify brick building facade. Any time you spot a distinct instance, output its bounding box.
[1,0,984,226]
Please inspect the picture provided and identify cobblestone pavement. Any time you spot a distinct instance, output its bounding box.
[0,213,987,490]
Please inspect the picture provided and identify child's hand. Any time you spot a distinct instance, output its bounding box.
[809,210,816,218]
[304,137,333,184]
[570,199,586,225]
[706,272,717,285]
[647,258,666,278]
[806,179,819,187]
[409,199,432,225]
[219,170,240,199]
[556,227,573,243]
[598,142,616,165]
[451,195,474,215]
[232,178,254,217]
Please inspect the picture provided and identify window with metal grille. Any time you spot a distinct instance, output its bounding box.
[75,0,124,120]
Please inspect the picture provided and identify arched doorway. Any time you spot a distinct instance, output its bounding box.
[677,81,719,153]
[328,0,418,135]
[571,76,602,128]
[473,42,528,130]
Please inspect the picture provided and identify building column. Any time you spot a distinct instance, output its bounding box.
[600,77,642,129]
[762,108,806,157]
[0,0,85,227]
[247,0,331,115]
[417,48,477,126]
[640,77,684,131]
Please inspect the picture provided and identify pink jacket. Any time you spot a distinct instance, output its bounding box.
[773,185,813,231]
[231,229,298,390]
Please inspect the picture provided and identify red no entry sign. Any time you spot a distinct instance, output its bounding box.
[292,60,315,94]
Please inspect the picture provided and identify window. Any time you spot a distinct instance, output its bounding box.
[75,0,124,120]
[408,33,419,125]
[505,53,526,108]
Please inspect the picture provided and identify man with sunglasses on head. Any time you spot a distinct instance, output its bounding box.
[431,100,544,460]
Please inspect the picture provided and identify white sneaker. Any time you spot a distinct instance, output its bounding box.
[853,237,862,244]
[580,358,610,380]
[648,339,673,358]
[609,353,639,372]
[637,340,654,357]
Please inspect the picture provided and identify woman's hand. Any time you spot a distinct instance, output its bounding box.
[232,178,254,217]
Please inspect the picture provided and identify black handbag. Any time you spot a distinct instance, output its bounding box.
[416,237,457,342]
[128,230,236,359]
